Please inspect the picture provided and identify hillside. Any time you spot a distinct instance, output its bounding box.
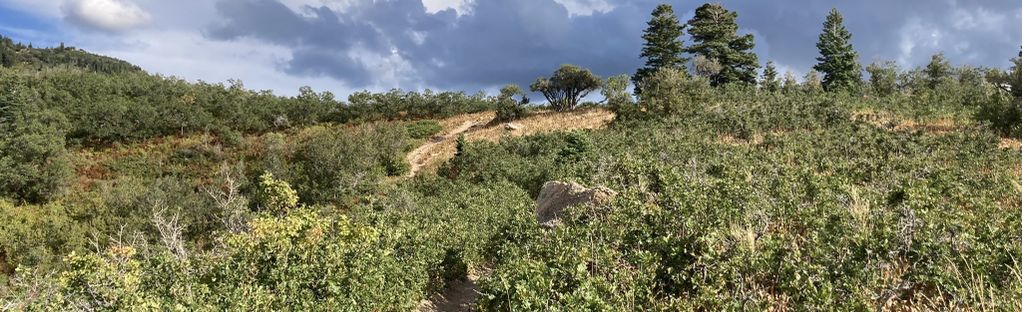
[2,3,1022,310]
[0,35,141,74]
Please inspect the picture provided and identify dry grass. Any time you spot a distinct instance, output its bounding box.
[853,110,960,135]
[465,108,615,143]
[1000,138,1022,150]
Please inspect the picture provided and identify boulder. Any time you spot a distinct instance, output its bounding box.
[535,181,617,227]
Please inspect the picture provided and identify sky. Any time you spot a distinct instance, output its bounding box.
[1,0,1021,97]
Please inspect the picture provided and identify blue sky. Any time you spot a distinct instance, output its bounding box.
[1,0,1021,96]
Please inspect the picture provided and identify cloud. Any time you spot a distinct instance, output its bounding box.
[9,0,1021,96]
[63,0,151,32]
[206,0,657,90]
[200,0,1022,93]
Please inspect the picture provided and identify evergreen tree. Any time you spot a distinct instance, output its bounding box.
[924,52,953,89]
[633,4,687,94]
[761,61,780,92]
[813,9,861,92]
[685,3,759,86]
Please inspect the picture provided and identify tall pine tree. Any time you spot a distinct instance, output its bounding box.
[814,8,861,92]
[633,4,687,94]
[761,61,780,92]
[685,3,759,86]
[924,52,953,89]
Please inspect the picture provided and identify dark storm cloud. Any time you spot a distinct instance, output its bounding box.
[206,0,1022,90]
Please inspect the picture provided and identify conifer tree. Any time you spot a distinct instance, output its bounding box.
[924,52,953,89]
[814,8,861,92]
[634,4,687,94]
[685,3,759,86]
[761,61,780,92]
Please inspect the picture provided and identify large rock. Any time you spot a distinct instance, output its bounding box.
[536,181,617,227]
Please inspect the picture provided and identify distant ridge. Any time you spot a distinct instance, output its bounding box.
[0,34,141,74]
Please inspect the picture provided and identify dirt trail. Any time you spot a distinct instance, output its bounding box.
[406,113,492,177]
[416,270,484,312]
[405,109,616,178]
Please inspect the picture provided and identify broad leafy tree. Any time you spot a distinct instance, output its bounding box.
[530,64,602,111]
[866,61,899,96]
[685,3,759,86]
[814,9,861,92]
[633,4,687,94]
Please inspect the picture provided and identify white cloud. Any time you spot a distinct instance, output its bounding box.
[897,17,944,66]
[552,0,614,16]
[76,29,351,96]
[421,0,473,15]
[63,0,151,32]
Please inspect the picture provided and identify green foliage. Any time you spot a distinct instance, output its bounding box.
[341,89,493,123]
[289,124,409,204]
[405,120,443,140]
[531,64,603,111]
[634,4,687,94]
[494,84,529,122]
[602,74,634,111]
[803,70,824,93]
[814,9,862,92]
[0,200,87,276]
[760,61,780,92]
[867,61,900,96]
[254,172,299,215]
[0,74,71,203]
[0,35,140,74]
[1,67,336,145]
[685,3,759,86]
[978,47,1022,137]
[629,68,712,119]
[782,71,799,94]
[925,52,954,89]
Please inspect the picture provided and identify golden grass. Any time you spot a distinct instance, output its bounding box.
[853,110,960,135]
[1000,138,1022,150]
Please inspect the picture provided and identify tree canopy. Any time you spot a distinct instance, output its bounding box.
[530,64,602,111]
[685,3,759,86]
[761,61,780,92]
[814,9,861,92]
[634,4,687,94]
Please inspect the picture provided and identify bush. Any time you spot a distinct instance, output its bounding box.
[405,120,443,140]
[289,124,409,204]
[494,84,529,123]
[628,68,712,118]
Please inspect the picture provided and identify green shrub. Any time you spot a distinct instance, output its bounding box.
[405,120,443,140]
[0,75,71,203]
